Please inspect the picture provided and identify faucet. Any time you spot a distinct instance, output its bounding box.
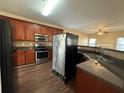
[96,47,105,61]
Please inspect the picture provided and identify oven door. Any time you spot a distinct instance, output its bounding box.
[36,51,48,64]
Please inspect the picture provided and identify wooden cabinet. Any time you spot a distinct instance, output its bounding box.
[25,50,35,64]
[13,50,25,66]
[35,25,47,35]
[13,50,35,66]
[45,27,63,42]
[48,49,52,60]
[25,22,35,41]
[1,16,63,41]
[14,20,25,40]
[46,27,57,42]
[76,67,123,93]
[8,18,16,40]
[47,27,54,42]
[0,16,3,19]
[40,25,47,35]
[33,24,40,34]
[52,29,57,36]
[57,29,63,34]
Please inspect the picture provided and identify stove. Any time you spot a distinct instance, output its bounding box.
[35,43,48,64]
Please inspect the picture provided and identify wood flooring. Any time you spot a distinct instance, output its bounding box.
[13,61,75,93]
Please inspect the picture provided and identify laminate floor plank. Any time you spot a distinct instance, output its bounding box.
[14,62,75,93]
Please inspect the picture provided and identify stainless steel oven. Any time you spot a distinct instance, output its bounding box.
[35,43,48,64]
[35,34,48,42]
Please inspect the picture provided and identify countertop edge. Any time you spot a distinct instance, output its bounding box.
[77,59,124,91]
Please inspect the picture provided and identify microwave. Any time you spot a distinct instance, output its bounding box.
[35,34,48,42]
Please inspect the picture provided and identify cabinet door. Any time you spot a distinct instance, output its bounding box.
[48,49,52,60]
[52,28,58,36]
[25,50,35,64]
[8,18,16,40]
[40,25,47,35]
[13,50,26,66]
[52,28,63,35]
[0,16,3,18]
[46,27,54,42]
[14,20,25,40]
[56,29,63,34]
[25,22,35,41]
[76,67,123,93]
[34,24,40,34]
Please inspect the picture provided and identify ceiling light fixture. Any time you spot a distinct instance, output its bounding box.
[42,0,60,16]
[97,29,109,35]
[97,29,103,35]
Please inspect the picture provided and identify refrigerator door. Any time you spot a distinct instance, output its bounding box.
[0,19,13,93]
[52,34,66,77]
[65,34,78,79]
[67,34,78,46]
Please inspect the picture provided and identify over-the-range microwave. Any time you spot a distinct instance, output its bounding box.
[35,34,48,42]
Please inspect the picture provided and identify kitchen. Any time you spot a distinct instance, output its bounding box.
[0,0,124,93]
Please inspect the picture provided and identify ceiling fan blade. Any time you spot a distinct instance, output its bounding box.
[103,31,109,33]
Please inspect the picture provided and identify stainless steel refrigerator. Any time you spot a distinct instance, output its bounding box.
[0,19,14,93]
[52,33,78,82]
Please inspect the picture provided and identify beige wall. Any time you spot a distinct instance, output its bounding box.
[64,29,88,45]
[88,31,124,49]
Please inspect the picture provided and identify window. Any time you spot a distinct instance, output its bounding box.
[88,38,96,47]
[116,37,124,51]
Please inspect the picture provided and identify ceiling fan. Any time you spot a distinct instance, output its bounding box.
[96,29,109,35]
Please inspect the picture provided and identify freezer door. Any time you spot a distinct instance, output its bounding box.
[0,19,13,93]
[52,34,66,77]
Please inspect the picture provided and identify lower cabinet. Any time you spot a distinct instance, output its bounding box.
[13,50,25,66]
[76,67,123,93]
[13,50,35,67]
[48,49,52,60]
[25,50,35,64]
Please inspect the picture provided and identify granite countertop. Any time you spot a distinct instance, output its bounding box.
[77,59,124,90]
[13,46,53,51]
[45,46,52,49]
[13,47,35,51]
[97,57,124,80]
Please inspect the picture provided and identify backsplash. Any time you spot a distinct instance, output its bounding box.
[13,41,34,47]
[13,41,52,47]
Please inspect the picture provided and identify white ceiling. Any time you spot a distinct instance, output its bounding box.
[0,0,124,33]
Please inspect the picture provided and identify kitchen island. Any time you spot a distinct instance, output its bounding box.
[76,59,124,93]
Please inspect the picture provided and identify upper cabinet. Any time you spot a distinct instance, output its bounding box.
[25,22,36,41]
[57,29,63,34]
[0,16,63,41]
[34,24,40,34]
[8,18,16,40]
[14,20,26,40]
[46,27,53,42]
[40,25,47,35]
